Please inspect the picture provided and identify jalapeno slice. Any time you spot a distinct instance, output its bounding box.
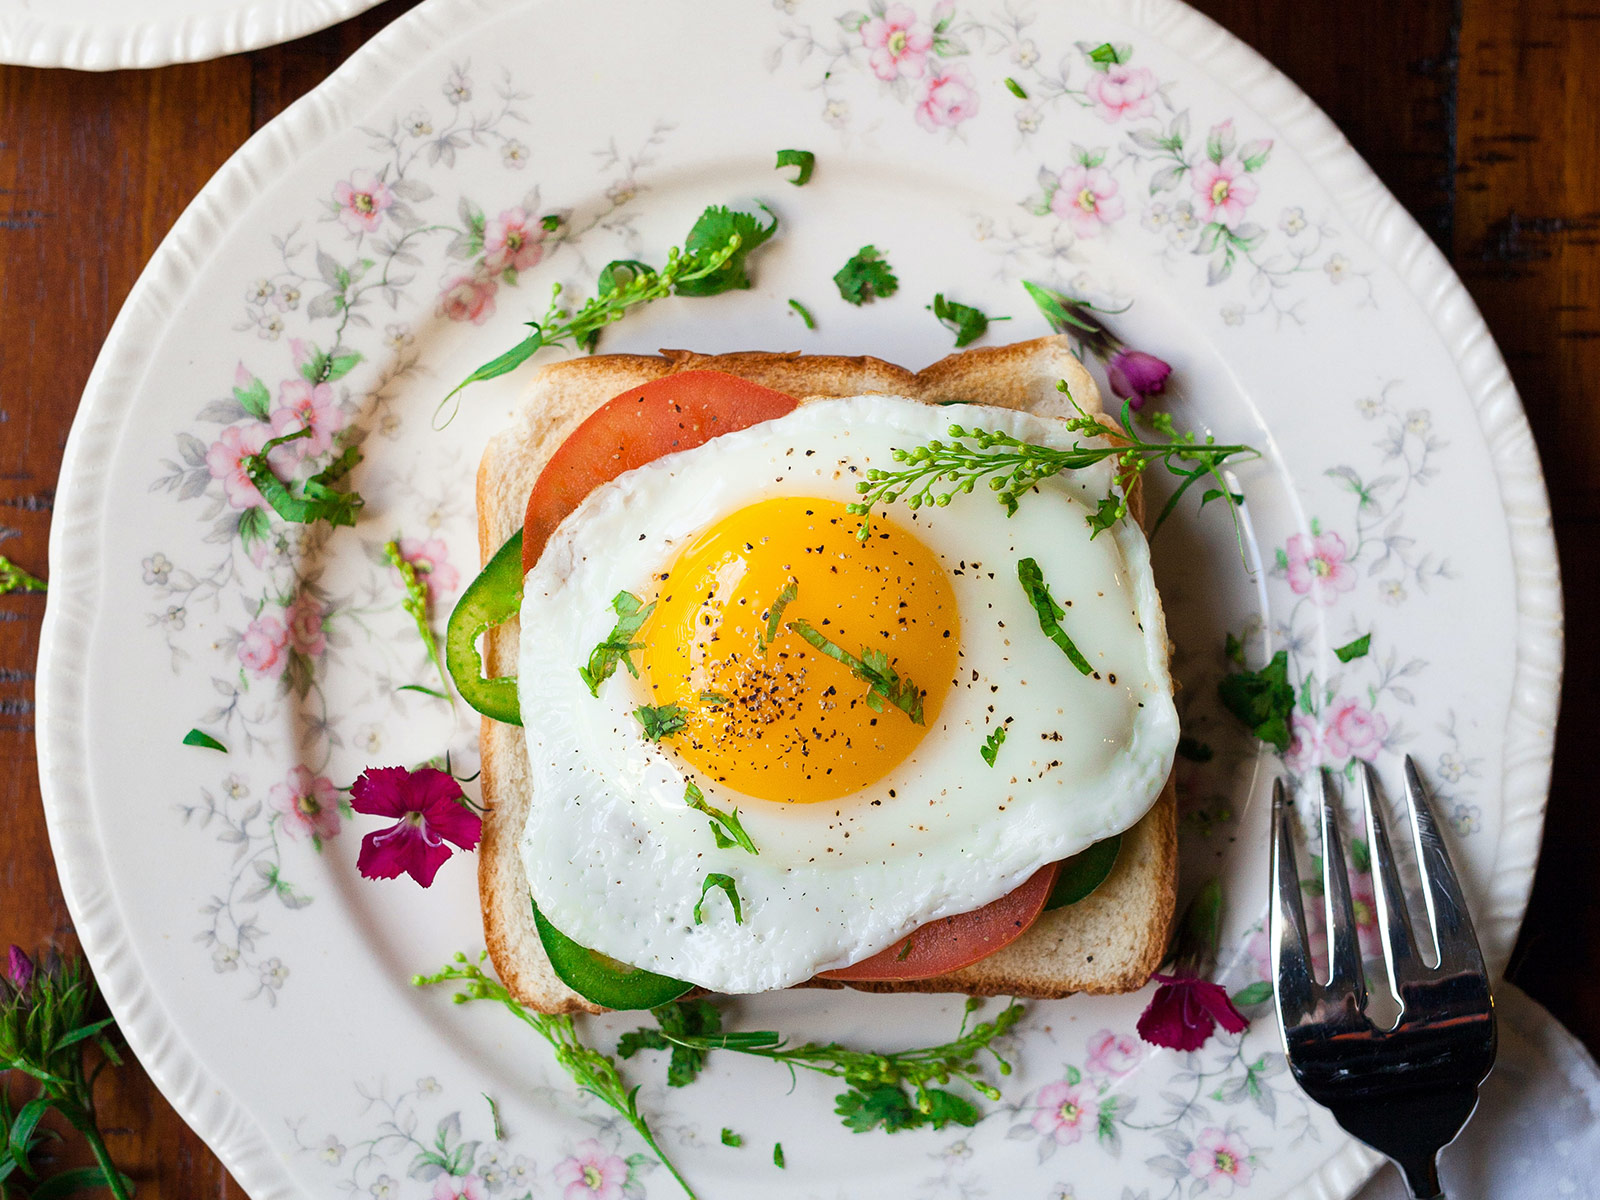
[445,528,524,725]
[533,901,693,1010]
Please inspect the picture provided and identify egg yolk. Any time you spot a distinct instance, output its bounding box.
[635,496,959,804]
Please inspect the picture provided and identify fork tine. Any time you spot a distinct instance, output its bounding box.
[1358,762,1423,997]
[1319,770,1367,1006]
[1271,777,1318,1026]
[1402,756,1487,975]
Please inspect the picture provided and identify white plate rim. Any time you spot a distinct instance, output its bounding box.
[35,0,1562,1195]
[0,0,387,70]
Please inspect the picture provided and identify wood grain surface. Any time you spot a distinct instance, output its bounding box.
[0,0,1593,1191]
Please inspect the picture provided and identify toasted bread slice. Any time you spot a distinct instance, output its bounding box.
[477,337,1177,1014]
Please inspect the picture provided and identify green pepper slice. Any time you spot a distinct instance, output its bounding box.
[533,900,693,1010]
[446,529,524,725]
[1043,834,1122,910]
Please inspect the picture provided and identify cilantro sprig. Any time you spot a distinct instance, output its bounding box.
[656,996,1023,1135]
[786,618,925,724]
[775,149,816,186]
[579,590,655,696]
[760,578,799,651]
[0,555,46,594]
[1218,646,1294,750]
[439,205,778,423]
[694,873,743,925]
[386,539,451,698]
[416,954,699,1199]
[635,703,687,742]
[929,293,1007,348]
[980,723,1007,767]
[846,392,1257,548]
[683,781,758,854]
[618,997,723,1088]
[1017,557,1093,676]
[834,245,898,305]
[242,429,364,528]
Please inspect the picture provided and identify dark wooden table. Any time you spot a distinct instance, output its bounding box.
[1,0,1594,1191]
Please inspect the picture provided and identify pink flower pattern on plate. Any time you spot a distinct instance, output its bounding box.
[284,592,326,657]
[1283,710,1325,773]
[1086,63,1158,123]
[915,64,980,131]
[1322,695,1388,762]
[206,425,270,510]
[395,537,461,606]
[860,4,933,81]
[1186,1127,1254,1196]
[1284,531,1356,606]
[1192,156,1258,225]
[1085,1029,1143,1078]
[438,272,498,325]
[269,765,342,843]
[270,379,345,460]
[430,1176,486,1200]
[238,614,289,679]
[1051,163,1124,237]
[483,208,547,275]
[1030,1079,1094,1145]
[333,169,394,235]
[554,1139,628,1200]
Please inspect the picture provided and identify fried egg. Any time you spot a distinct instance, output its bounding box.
[517,395,1178,994]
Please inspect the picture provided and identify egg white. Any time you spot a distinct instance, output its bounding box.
[517,395,1178,994]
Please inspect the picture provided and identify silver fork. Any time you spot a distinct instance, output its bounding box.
[1271,757,1497,1199]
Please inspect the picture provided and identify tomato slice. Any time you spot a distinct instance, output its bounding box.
[521,369,800,573]
[818,863,1062,982]
[517,366,1059,983]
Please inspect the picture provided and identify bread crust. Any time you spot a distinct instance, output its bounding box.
[476,339,1176,1012]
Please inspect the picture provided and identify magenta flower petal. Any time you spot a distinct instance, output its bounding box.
[358,818,454,887]
[350,766,481,887]
[7,944,34,992]
[1137,972,1249,1051]
[1107,348,1172,409]
[411,768,483,850]
[1191,977,1250,1035]
[349,766,415,819]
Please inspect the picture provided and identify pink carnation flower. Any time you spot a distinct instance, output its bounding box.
[1136,972,1248,1051]
[8,945,35,993]
[1030,1079,1094,1144]
[438,272,498,325]
[483,208,547,275]
[394,537,461,606]
[1086,63,1158,123]
[1050,163,1124,238]
[284,592,326,657]
[554,1139,629,1200]
[206,424,270,510]
[1106,348,1171,408]
[270,765,342,843]
[270,378,346,460]
[333,169,393,235]
[860,4,933,81]
[351,766,480,887]
[914,65,980,131]
[1192,157,1258,225]
[1186,1127,1254,1196]
[1085,1029,1143,1078]
[238,614,289,679]
[1284,531,1357,606]
[1322,696,1388,763]
[431,1176,486,1200]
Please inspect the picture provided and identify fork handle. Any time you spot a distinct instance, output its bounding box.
[1395,1151,1443,1199]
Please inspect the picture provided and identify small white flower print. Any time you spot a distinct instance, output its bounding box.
[142,552,173,585]
[1324,252,1351,283]
[1142,202,1170,231]
[971,215,995,241]
[368,1177,399,1200]
[384,322,415,350]
[212,945,240,973]
[605,179,638,207]
[1169,202,1199,236]
[1221,304,1245,326]
[823,98,850,127]
[417,1076,441,1094]
[1380,578,1408,605]
[502,140,530,169]
[158,605,186,632]
[357,725,383,754]
[1438,751,1466,782]
[246,278,275,305]
[444,68,472,103]
[1357,395,1384,419]
[259,958,289,991]
[1016,105,1041,133]
[256,312,285,340]
[404,110,434,137]
[316,1135,346,1165]
[1012,39,1040,67]
[224,774,249,800]
[379,411,404,440]
[1279,206,1307,235]
[275,285,301,312]
[1451,803,1481,835]
[1405,408,1432,435]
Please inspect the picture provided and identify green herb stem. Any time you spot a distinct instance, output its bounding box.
[386,539,452,699]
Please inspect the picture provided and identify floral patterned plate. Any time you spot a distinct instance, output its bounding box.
[36,0,1560,1197]
[0,0,386,70]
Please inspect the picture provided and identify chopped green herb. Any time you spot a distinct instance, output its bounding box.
[579,590,655,696]
[694,873,743,925]
[834,245,898,306]
[1004,76,1028,99]
[484,1093,505,1141]
[721,1128,744,1147]
[1333,633,1371,663]
[762,578,799,651]
[181,728,227,753]
[1017,558,1093,676]
[773,1143,786,1168]
[788,298,816,329]
[661,997,1023,1137]
[416,955,698,1199]
[439,203,779,422]
[698,691,731,705]
[1176,735,1214,762]
[618,997,724,1088]
[775,148,816,185]
[1224,632,1246,665]
[787,618,925,724]
[0,555,46,593]
[1218,648,1295,751]
[683,781,759,855]
[895,938,913,961]
[929,293,1007,348]
[980,724,1007,767]
[242,431,364,528]
[540,213,562,232]
[385,539,451,697]
[635,703,687,742]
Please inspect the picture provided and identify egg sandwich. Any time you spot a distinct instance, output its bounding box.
[469,336,1178,1014]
